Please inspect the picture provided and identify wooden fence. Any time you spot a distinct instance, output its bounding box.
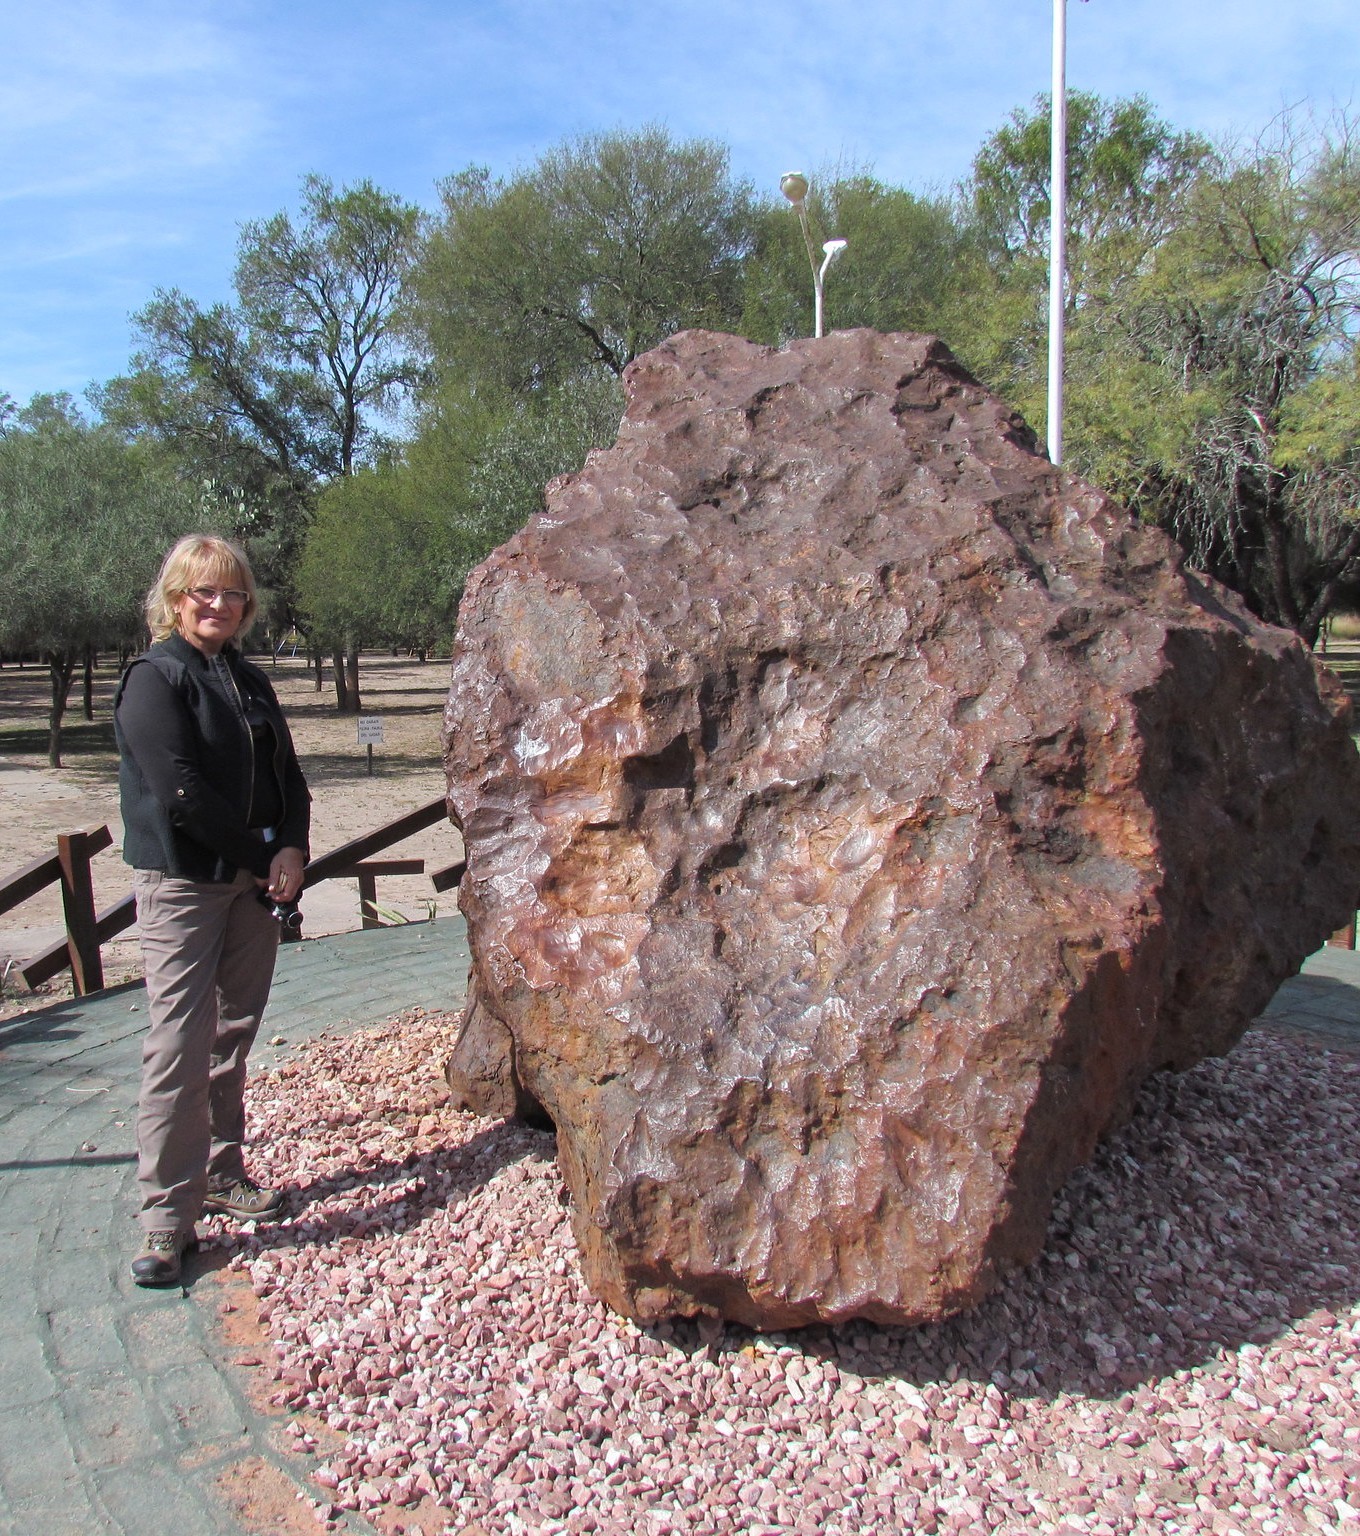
[0,796,465,998]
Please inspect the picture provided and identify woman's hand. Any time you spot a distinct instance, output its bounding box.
[265,846,306,902]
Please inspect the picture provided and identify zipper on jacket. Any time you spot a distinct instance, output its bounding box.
[215,653,257,832]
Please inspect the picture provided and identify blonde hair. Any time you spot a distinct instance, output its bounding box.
[145,534,259,644]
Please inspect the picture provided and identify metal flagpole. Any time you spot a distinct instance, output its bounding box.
[1048,0,1067,466]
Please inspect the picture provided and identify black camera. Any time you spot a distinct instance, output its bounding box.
[258,893,304,932]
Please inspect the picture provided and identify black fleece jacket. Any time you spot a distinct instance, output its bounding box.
[114,631,311,882]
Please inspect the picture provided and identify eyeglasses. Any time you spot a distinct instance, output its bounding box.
[184,586,249,607]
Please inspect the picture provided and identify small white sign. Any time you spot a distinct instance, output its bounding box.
[357,716,385,745]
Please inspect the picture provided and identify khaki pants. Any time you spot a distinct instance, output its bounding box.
[133,868,279,1235]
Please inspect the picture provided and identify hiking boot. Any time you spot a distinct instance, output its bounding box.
[203,1177,284,1221]
[131,1230,198,1287]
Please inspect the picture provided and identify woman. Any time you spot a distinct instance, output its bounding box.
[114,534,311,1286]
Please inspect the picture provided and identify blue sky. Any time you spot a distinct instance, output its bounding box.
[5,0,1358,406]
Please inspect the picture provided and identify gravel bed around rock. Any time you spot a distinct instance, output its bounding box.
[208,1011,1360,1536]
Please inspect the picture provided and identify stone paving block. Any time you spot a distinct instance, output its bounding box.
[46,1302,128,1374]
[0,1013,84,1059]
[121,1293,219,1373]
[1262,992,1360,1033]
[0,1101,75,1156]
[1260,954,1360,1026]
[0,1213,43,1308]
[35,1243,119,1312]
[50,1209,128,1257]
[0,1396,80,1498]
[153,1359,253,1452]
[0,1490,101,1536]
[92,1458,230,1536]
[4,1110,119,1167]
[62,1368,160,1472]
[0,1331,54,1418]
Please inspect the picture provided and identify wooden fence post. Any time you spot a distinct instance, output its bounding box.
[57,830,104,996]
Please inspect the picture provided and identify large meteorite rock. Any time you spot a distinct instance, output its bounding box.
[442,329,1360,1328]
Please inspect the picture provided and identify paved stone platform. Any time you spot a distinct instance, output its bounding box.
[0,927,1355,1535]
[0,917,470,1536]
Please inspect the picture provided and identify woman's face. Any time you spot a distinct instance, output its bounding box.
[173,571,249,655]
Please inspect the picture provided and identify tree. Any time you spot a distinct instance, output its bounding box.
[1099,118,1360,641]
[949,97,1360,642]
[741,174,969,344]
[295,372,627,661]
[0,396,206,765]
[970,93,1209,266]
[99,293,316,578]
[106,175,423,703]
[296,464,459,662]
[463,372,625,544]
[235,175,425,476]
[413,127,760,396]
[954,93,1210,424]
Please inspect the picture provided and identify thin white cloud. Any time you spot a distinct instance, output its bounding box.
[1,0,274,204]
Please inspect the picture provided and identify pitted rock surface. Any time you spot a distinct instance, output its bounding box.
[441,328,1360,1328]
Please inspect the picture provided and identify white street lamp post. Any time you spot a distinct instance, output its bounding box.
[781,172,847,338]
[1048,0,1068,466]
[817,239,848,339]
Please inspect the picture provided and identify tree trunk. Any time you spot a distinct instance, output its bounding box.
[345,646,361,714]
[312,648,324,692]
[46,650,77,769]
[83,646,95,720]
[332,650,349,712]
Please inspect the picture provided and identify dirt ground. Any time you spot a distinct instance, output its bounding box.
[0,651,462,1019]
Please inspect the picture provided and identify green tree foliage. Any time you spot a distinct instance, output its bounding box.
[965,105,1357,641]
[105,176,423,611]
[0,396,205,765]
[464,373,625,542]
[99,293,315,586]
[970,93,1209,264]
[414,127,760,395]
[295,373,626,659]
[952,96,1360,643]
[235,175,425,475]
[296,464,459,660]
[1106,121,1360,640]
[741,174,969,344]
[955,93,1210,419]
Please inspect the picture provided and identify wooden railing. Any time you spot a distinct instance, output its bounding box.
[1,828,128,996]
[0,796,465,998]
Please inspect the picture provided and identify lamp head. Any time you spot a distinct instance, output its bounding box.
[822,238,848,263]
[780,171,809,207]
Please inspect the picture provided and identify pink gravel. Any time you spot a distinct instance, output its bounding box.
[210,1009,1360,1536]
